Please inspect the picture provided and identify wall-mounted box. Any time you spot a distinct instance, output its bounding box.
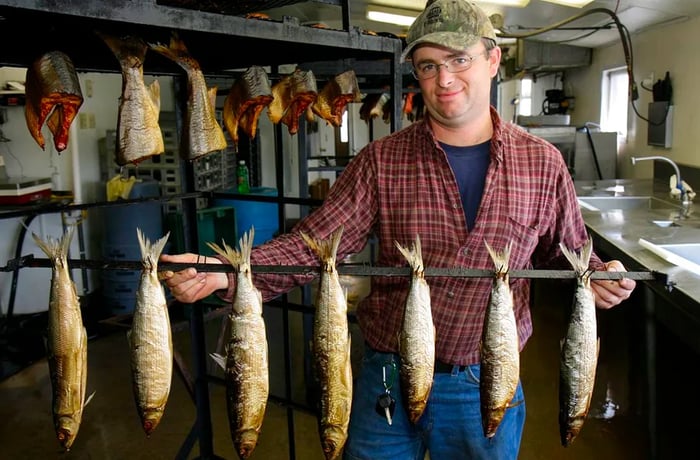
[648,101,673,148]
[516,39,592,72]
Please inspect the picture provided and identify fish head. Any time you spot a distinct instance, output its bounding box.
[321,426,347,460]
[237,444,255,459]
[55,416,80,450]
[141,409,165,436]
[235,429,260,459]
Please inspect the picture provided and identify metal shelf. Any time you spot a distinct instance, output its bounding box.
[0,0,400,75]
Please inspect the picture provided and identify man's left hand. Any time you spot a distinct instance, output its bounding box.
[591,260,636,309]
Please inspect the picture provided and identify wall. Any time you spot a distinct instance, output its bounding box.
[0,66,175,314]
[565,14,700,180]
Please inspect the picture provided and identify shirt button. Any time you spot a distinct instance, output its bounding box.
[453,203,460,209]
[447,291,455,298]
[462,248,469,256]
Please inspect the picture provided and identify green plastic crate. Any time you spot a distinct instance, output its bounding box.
[166,206,237,256]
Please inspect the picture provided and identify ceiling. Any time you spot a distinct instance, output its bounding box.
[261,0,700,49]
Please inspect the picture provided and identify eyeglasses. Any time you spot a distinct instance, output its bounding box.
[411,52,489,80]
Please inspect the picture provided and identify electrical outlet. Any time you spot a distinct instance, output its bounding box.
[79,112,96,129]
[642,72,655,88]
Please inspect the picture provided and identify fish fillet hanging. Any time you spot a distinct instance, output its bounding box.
[24,51,83,153]
[150,33,227,160]
[98,32,165,166]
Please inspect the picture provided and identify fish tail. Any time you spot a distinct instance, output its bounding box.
[137,228,170,272]
[394,234,424,273]
[301,226,343,265]
[238,227,255,267]
[32,225,75,260]
[149,33,198,73]
[206,238,240,267]
[559,238,593,275]
[97,32,148,71]
[484,239,512,276]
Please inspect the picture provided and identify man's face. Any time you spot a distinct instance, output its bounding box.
[411,42,501,129]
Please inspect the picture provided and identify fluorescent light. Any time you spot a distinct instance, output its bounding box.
[476,0,530,6]
[540,0,594,7]
[366,10,417,27]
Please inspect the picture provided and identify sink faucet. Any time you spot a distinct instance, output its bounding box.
[631,155,691,206]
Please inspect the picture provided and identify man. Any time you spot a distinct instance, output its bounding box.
[162,0,636,458]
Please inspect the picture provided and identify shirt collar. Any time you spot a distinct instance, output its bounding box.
[419,106,506,161]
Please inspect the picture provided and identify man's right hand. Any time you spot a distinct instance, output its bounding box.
[159,253,229,304]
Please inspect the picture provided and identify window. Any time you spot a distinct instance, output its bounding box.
[518,77,532,116]
[600,67,629,142]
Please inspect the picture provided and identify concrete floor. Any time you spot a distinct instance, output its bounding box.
[0,281,658,459]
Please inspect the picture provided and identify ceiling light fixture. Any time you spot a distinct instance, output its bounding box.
[540,0,594,7]
[475,0,530,7]
[366,10,417,27]
[366,0,533,28]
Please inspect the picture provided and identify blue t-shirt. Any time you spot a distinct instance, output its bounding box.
[441,140,491,230]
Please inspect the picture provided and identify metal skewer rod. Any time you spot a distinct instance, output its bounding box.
[3,255,663,281]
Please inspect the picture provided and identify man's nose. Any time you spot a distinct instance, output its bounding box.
[436,65,454,85]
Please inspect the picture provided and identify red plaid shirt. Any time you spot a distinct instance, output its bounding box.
[220,107,602,365]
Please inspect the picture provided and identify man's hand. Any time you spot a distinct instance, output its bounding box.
[159,253,228,304]
[591,260,636,309]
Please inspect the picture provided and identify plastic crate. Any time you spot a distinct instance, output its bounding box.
[166,206,236,256]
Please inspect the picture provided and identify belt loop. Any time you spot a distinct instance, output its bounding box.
[450,365,460,376]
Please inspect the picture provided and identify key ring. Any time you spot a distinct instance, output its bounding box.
[382,361,397,393]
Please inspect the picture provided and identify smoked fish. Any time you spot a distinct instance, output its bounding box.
[300,226,352,460]
[128,229,172,435]
[24,51,83,152]
[480,240,520,438]
[395,235,435,424]
[98,32,165,166]
[558,238,599,447]
[311,70,361,127]
[223,66,273,146]
[268,69,318,135]
[207,228,269,460]
[149,33,227,160]
[32,226,88,450]
[359,92,389,123]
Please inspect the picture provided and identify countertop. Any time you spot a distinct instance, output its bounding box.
[575,178,700,352]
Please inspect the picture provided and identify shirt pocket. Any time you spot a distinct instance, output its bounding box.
[504,215,540,269]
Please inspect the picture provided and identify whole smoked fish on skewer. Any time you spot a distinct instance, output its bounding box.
[98,32,165,166]
[480,240,519,438]
[207,228,269,460]
[223,66,273,146]
[558,238,599,447]
[24,51,83,153]
[301,226,352,460]
[32,226,89,450]
[149,33,227,160]
[128,229,172,435]
[311,70,361,127]
[395,235,435,424]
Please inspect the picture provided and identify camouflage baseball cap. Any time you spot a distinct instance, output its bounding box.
[401,0,497,62]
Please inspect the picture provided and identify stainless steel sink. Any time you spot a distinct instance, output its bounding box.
[577,196,676,211]
[639,239,700,274]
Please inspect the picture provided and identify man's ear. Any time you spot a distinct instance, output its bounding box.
[488,47,502,78]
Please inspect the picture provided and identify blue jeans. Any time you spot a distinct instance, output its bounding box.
[343,348,525,460]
